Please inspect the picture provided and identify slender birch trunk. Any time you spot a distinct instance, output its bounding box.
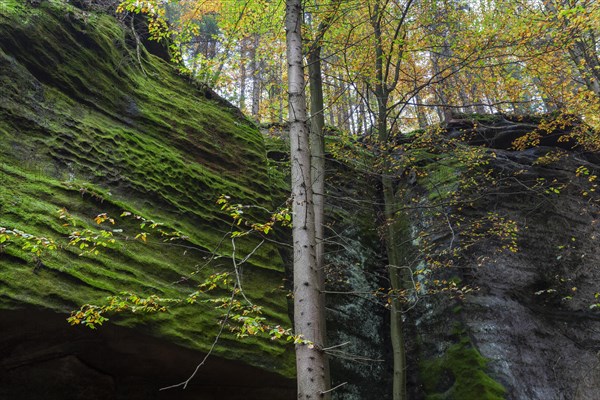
[308,37,331,400]
[286,0,330,398]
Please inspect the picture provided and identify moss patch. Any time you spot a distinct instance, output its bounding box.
[0,0,293,377]
[420,333,506,400]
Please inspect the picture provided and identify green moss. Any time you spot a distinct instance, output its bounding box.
[417,154,464,202]
[0,0,293,377]
[420,334,506,400]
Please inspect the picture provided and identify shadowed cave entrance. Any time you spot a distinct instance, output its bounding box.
[0,309,295,400]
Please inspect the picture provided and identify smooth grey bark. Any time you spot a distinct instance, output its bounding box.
[323,61,336,126]
[346,92,356,135]
[430,49,453,123]
[307,39,326,296]
[568,41,600,96]
[358,92,368,134]
[308,35,331,400]
[381,171,409,400]
[286,0,329,398]
[532,77,558,112]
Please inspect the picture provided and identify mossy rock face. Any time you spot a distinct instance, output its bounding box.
[0,0,293,382]
[420,334,506,400]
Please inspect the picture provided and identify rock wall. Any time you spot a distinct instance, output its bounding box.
[324,154,392,399]
[0,1,294,398]
[404,116,600,399]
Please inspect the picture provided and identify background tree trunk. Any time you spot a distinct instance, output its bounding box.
[250,34,262,119]
[239,38,247,112]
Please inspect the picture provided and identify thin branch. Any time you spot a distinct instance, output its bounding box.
[320,382,348,395]
[321,341,350,351]
[159,288,236,391]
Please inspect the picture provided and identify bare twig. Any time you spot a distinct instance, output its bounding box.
[159,288,236,391]
[231,237,265,305]
[320,382,348,395]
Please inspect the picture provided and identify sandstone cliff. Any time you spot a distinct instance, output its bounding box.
[0,2,294,398]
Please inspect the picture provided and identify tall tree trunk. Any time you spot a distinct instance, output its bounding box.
[371,2,408,397]
[382,174,408,400]
[308,35,331,400]
[239,39,247,112]
[544,0,600,97]
[338,75,351,132]
[377,104,408,400]
[466,71,487,114]
[430,50,453,123]
[568,43,600,96]
[286,0,329,398]
[250,34,262,119]
[321,61,335,127]
[532,77,558,112]
[278,53,284,123]
[358,93,368,134]
[347,98,356,135]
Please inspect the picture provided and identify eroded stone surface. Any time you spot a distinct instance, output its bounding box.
[407,120,600,399]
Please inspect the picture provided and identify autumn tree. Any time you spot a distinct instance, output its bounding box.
[285,0,331,398]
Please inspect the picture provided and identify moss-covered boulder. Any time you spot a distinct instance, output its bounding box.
[0,1,294,397]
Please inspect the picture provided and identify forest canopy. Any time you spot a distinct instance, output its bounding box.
[118,0,600,136]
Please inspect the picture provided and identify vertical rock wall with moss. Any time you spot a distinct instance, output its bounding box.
[324,144,392,400]
[401,116,600,399]
[0,1,294,398]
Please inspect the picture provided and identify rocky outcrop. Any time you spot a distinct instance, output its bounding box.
[405,116,600,399]
[0,1,293,398]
